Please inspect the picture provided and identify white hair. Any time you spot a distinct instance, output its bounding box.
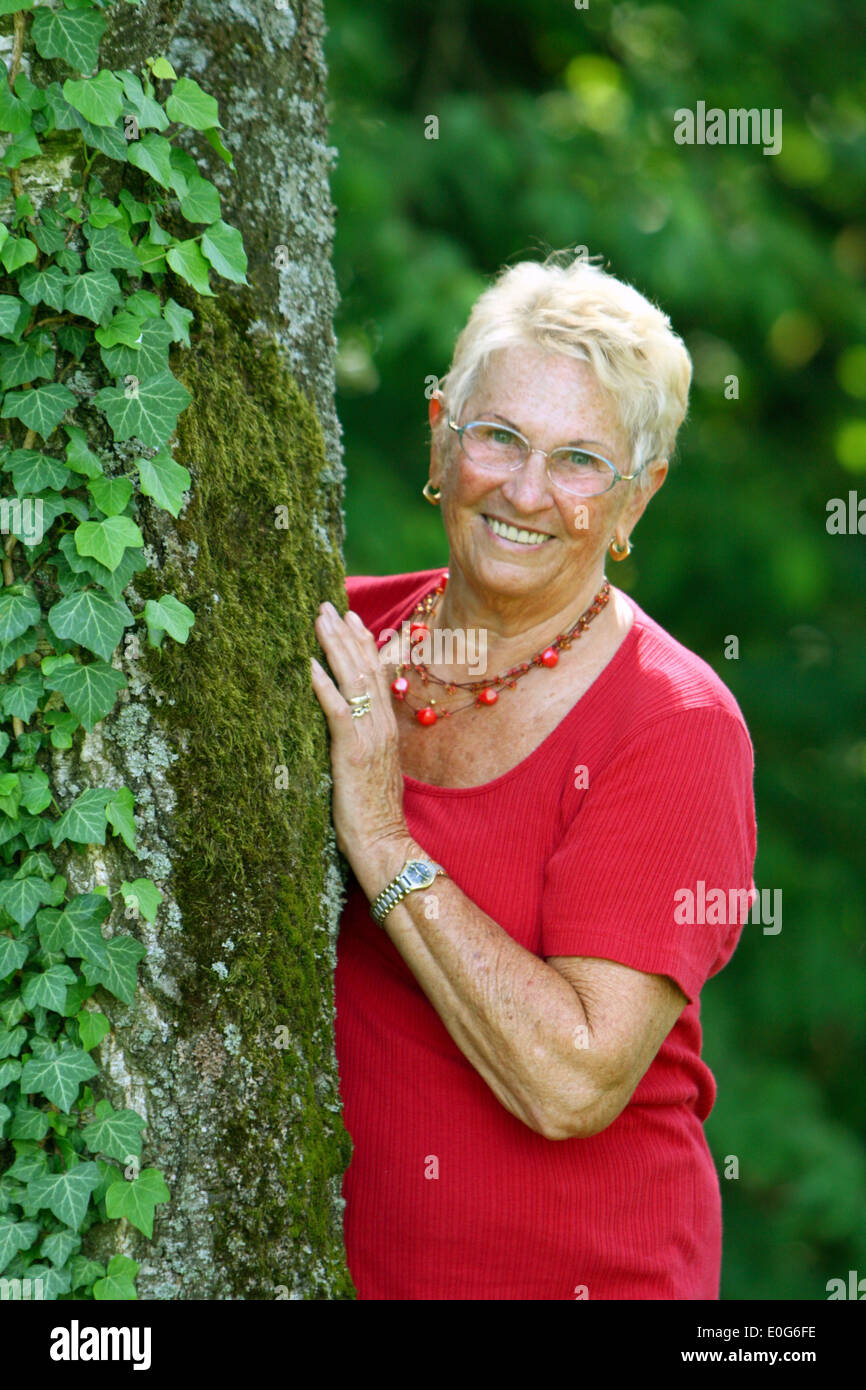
[435,249,693,488]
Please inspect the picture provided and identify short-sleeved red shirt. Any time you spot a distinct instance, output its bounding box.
[335,567,757,1300]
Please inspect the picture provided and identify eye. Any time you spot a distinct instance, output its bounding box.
[559,449,608,470]
[471,424,520,447]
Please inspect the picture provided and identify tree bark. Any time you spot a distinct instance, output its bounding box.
[5,0,353,1299]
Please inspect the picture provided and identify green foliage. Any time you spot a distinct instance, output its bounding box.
[0,0,248,1299]
[325,0,866,1299]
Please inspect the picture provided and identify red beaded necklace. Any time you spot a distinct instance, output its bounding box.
[389,570,612,726]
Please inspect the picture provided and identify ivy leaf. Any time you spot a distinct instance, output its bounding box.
[87,474,134,516]
[0,340,55,390]
[31,7,107,75]
[64,270,122,324]
[0,772,21,817]
[53,532,147,601]
[9,1104,50,1141]
[0,586,40,643]
[84,225,141,274]
[41,1228,81,1269]
[93,307,146,348]
[25,1161,102,1230]
[76,1009,110,1052]
[74,515,144,572]
[7,1140,50,1184]
[179,173,221,224]
[21,963,76,1014]
[201,220,248,284]
[44,892,111,966]
[120,878,163,924]
[0,876,55,929]
[0,293,25,335]
[0,235,38,272]
[86,196,124,228]
[0,1059,22,1087]
[49,787,114,849]
[93,1252,138,1300]
[70,1253,105,1290]
[99,316,173,381]
[104,1168,169,1239]
[62,71,124,128]
[0,1216,40,1277]
[106,786,136,851]
[136,450,190,516]
[1,383,77,438]
[3,448,71,493]
[82,1099,145,1162]
[56,323,91,357]
[166,75,220,130]
[163,297,194,347]
[19,769,52,816]
[83,934,146,1005]
[0,934,29,980]
[47,588,135,660]
[0,1025,26,1058]
[1,129,42,169]
[93,369,192,448]
[43,657,127,731]
[117,70,169,132]
[19,1042,99,1111]
[65,424,104,479]
[16,265,70,312]
[126,132,174,189]
[143,593,195,647]
[43,709,79,750]
[166,238,215,296]
[69,108,129,163]
[0,82,32,135]
[0,667,44,720]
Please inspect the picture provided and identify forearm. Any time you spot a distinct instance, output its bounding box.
[353,834,599,1138]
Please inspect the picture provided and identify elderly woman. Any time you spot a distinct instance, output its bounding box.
[310,252,756,1301]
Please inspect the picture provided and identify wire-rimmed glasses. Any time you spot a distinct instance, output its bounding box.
[447,417,644,497]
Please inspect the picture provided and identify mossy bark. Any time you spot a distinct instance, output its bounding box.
[6,0,353,1299]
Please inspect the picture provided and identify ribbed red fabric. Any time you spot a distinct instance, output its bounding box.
[334,567,757,1300]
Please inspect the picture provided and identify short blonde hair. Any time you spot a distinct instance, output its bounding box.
[436,250,692,486]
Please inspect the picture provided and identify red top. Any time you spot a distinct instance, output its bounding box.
[335,567,757,1300]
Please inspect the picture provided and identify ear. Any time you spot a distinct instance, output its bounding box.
[624,457,668,528]
[428,390,444,429]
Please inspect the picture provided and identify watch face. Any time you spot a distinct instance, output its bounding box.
[405,861,434,888]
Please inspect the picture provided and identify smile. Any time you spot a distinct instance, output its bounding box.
[482,514,554,547]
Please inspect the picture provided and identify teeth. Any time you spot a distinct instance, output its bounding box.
[484,515,550,546]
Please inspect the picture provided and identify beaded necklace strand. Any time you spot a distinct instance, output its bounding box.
[390,571,612,726]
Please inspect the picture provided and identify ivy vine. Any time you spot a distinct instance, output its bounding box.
[0,0,248,1300]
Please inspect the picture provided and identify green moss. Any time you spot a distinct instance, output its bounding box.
[134,282,354,1298]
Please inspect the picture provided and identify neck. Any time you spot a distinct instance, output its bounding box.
[433,561,614,668]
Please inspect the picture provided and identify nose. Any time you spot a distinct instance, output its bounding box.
[500,446,555,510]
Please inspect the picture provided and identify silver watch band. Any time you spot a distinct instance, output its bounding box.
[370,858,446,926]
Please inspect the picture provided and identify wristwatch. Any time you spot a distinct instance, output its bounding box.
[370,857,447,926]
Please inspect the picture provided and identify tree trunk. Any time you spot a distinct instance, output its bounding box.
[3,0,353,1300]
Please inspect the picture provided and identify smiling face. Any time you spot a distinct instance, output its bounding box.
[430,345,664,618]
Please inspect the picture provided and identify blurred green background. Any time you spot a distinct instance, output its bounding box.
[323,0,866,1299]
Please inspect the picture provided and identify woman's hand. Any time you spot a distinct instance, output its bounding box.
[310,600,411,877]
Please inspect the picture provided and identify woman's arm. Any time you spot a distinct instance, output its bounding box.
[353,832,687,1141]
[311,599,687,1141]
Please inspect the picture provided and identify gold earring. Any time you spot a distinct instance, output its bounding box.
[422,480,442,505]
[609,536,632,561]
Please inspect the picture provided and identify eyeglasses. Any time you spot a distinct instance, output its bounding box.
[447,417,644,498]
